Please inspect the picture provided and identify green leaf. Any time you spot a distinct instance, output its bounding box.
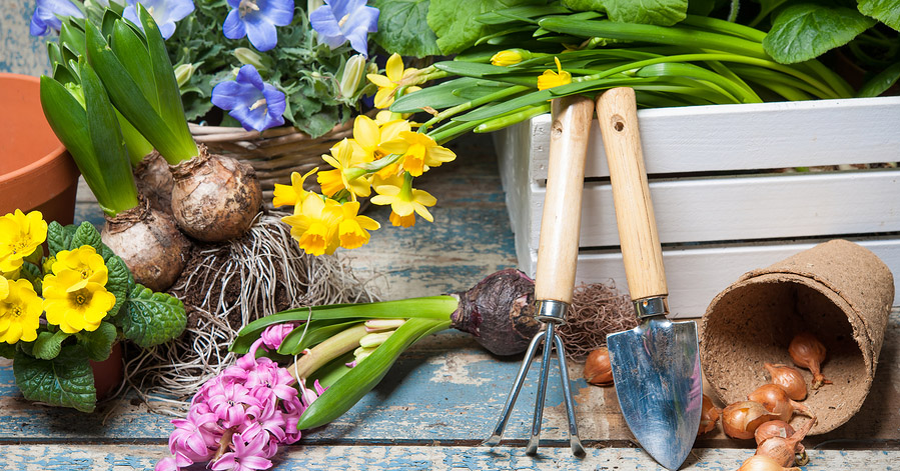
[120,283,186,348]
[0,343,16,359]
[428,0,544,54]
[33,331,71,360]
[137,5,197,157]
[857,61,900,97]
[58,19,87,58]
[47,222,77,257]
[277,320,364,355]
[857,0,900,31]
[104,255,132,320]
[76,321,118,361]
[762,4,877,64]
[110,20,158,114]
[602,0,688,25]
[372,0,442,58]
[297,317,450,430]
[561,0,604,10]
[477,4,572,24]
[70,221,104,252]
[18,263,43,294]
[13,345,96,413]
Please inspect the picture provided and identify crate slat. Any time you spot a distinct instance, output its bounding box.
[518,238,900,318]
[525,169,900,248]
[522,96,900,180]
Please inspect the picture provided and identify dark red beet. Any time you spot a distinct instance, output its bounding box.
[450,268,540,356]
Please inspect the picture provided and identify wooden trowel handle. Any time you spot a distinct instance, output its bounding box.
[596,88,668,300]
[534,95,595,304]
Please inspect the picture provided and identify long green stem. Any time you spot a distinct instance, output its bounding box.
[289,323,367,381]
[421,85,529,129]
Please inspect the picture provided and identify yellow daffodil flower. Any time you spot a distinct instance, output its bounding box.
[42,269,116,334]
[370,175,437,226]
[537,57,572,91]
[0,210,48,273]
[491,49,530,66]
[281,193,343,256]
[351,115,412,178]
[317,139,372,199]
[380,132,456,177]
[273,167,318,208]
[51,245,109,286]
[337,201,380,250]
[0,278,42,344]
[367,53,423,109]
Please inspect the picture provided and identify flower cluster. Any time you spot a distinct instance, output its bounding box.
[0,210,120,343]
[156,324,318,471]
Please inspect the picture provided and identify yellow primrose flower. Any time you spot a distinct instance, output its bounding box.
[537,57,572,91]
[0,278,42,344]
[380,132,456,177]
[370,175,437,224]
[51,245,109,286]
[491,49,529,66]
[0,275,8,301]
[281,193,343,256]
[367,53,423,109]
[42,269,116,334]
[337,201,380,250]
[273,167,318,208]
[0,210,48,273]
[317,139,372,199]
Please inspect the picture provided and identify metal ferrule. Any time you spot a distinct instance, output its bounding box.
[535,299,569,324]
[633,296,669,319]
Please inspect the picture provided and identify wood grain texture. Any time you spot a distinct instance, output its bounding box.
[0,444,897,470]
[534,96,594,304]
[0,1,51,76]
[597,88,666,301]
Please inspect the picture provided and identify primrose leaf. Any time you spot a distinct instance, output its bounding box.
[18,262,43,293]
[372,0,441,58]
[13,345,96,413]
[76,321,118,361]
[32,331,71,360]
[763,4,877,64]
[120,283,186,348]
[601,0,687,25]
[104,255,132,320]
[857,61,900,97]
[70,221,104,253]
[0,343,16,359]
[46,222,77,258]
[857,0,900,31]
[428,0,544,54]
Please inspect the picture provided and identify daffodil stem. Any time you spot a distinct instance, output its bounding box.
[421,85,530,130]
[289,323,368,383]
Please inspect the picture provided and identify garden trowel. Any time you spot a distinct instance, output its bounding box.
[596,88,702,470]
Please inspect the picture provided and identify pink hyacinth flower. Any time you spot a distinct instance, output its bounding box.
[210,432,273,471]
[260,322,299,350]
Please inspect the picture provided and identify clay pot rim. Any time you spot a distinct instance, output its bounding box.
[0,73,68,185]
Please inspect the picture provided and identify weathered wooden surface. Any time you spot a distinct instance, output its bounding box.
[0,1,51,76]
[6,133,900,469]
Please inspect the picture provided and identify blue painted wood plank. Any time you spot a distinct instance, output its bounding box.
[0,445,895,470]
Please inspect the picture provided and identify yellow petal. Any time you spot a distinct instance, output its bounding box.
[412,189,437,206]
[373,87,396,109]
[379,138,410,155]
[369,195,397,206]
[380,120,412,142]
[425,145,456,165]
[389,212,416,227]
[0,276,8,300]
[392,200,415,217]
[413,203,435,222]
[354,115,380,149]
[366,73,394,89]
[385,53,404,82]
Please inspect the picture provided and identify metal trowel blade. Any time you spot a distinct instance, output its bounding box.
[607,317,702,470]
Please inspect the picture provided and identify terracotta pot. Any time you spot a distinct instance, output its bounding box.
[0,73,80,225]
[90,341,124,401]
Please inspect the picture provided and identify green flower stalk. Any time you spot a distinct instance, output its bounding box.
[232,269,540,430]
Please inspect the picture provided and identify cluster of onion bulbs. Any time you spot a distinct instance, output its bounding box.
[698,332,831,470]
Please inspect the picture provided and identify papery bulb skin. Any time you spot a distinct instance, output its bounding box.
[747,384,815,423]
[737,455,801,471]
[584,347,614,386]
[754,420,794,446]
[170,149,263,242]
[722,401,780,439]
[788,332,831,389]
[764,363,807,401]
[698,394,721,436]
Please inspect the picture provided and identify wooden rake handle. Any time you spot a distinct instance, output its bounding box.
[596,88,668,300]
[534,95,595,304]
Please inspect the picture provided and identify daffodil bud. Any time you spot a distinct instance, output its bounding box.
[233,47,267,72]
[490,49,532,67]
[339,54,367,98]
[174,63,195,88]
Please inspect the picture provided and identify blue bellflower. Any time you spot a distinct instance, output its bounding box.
[211,65,286,132]
[309,0,379,57]
[223,0,295,52]
[30,0,84,36]
[122,0,195,40]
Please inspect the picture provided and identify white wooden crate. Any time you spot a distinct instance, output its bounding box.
[495,96,900,318]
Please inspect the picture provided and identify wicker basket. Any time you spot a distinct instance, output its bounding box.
[189,119,356,200]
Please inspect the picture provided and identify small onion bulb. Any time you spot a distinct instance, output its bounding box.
[747,384,815,423]
[788,332,831,389]
[764,363,807,401]
[755,417,816,467]
[698,394,721,436]
[722,401,779,439]
[754,420,795,446]
[737,455,801,471]
[583,347,614,386]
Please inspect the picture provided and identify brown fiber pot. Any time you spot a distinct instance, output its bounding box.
[701,239,894,435]
[0,73,80,225]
